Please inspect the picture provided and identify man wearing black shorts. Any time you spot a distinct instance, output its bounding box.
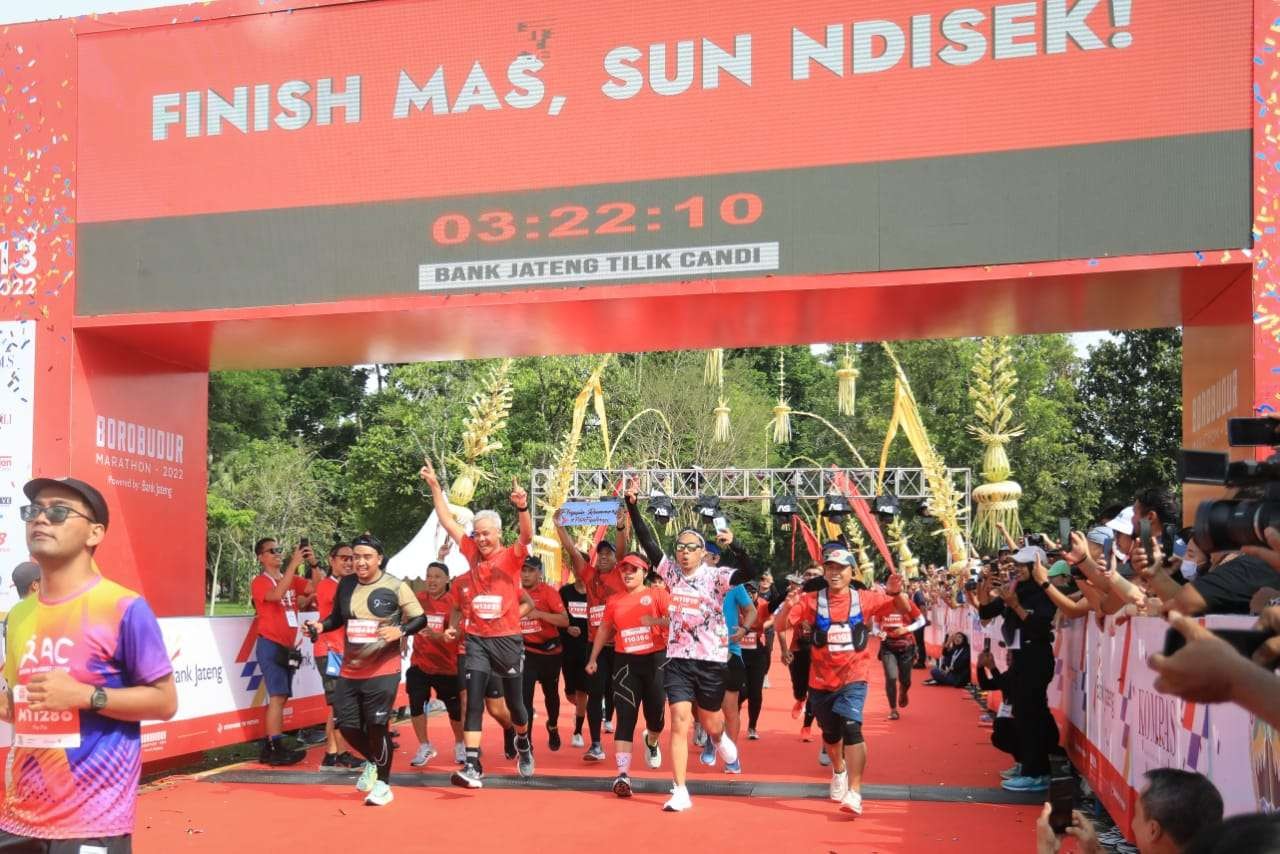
[305,534,426,806]
[559,572,591,747]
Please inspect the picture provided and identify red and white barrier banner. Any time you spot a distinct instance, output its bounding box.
[138,614,408,762]
[931,606,1278,819]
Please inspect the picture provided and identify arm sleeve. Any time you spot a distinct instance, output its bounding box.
[724,542,756,579]
[119,598,174,686]
[977,600,1005,621]
[318,577,351,633]
[626,498,665,566]
[399,582,426,618]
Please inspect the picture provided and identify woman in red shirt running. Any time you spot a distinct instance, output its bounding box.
[586,553,670,799]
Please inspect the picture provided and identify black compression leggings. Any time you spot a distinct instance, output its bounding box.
[464,669,528,732]
[612,652,666,744]
[522,652,562,725]
[586,645,615,743]
[788,646,816,727]
[738,649,769,729]
[340,724,392,783]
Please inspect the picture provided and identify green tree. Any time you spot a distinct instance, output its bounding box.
[1074,329,1183,508]
[208,371,287,458]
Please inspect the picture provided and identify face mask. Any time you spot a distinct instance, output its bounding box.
[1179,559,1200,581]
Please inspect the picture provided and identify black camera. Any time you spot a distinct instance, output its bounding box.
[287,649,303,671]
[1025,533,1045,547]
[1180,417,1280,552]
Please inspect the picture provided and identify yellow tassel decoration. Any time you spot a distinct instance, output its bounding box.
[967,337,1027,550]
[772,350,792,444]
[836,345,859,417]
[713,396,732,443]
[704,348,724,387]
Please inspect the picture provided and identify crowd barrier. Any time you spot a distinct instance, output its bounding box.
[924,605,1277,823]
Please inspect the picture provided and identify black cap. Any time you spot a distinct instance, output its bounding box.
[351,532,384,555]
[523,554,544,571]
[23,477,109,528]
[426,560,449,574]
[595,540,616,553]
[11,561,39,597]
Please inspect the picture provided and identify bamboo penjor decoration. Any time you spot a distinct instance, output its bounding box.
[772,350,792,444]
[836,344,859,417]
[968,337,1026,550]
[448,358,514,506]
[886,517,919,579]
[706,348,732,443]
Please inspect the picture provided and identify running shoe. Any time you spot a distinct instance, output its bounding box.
[763,675,771,688]
[723,759,742,774]
[1097,830,1127,846]
[643,731,662,769]
[663,785,693,812]
[979,713,994,725]
[427,699,447,715]
[411,742,437,767]
[922,678,939,686]
[364,781,394,806]
[693,723,708,747]
[716,733,738,766]
[698,738,717,767]
[818,749,831,767]
[571,733,585,748]
[297,727,328,747]
[453,743,466,765]
[451,763,484,789]
[319,752,345,771]
[1114,844,1140,854]
[356,761,378,793]
[337,751,362,769]
[612,772,633,798]
[503,727,517,760]
[747,728,760,741]
[839,789,864,816]
[800,725,813,742]
[603,720,615,734]
[830,769,849,802]
[584,743,606,762]
[547,724,561,752]
[516,734,535,778]
[791,699,804,719]
[1001,775,1050,792]
[263,740,306,767]
[999,763,1022,780]
[888,709,900,721]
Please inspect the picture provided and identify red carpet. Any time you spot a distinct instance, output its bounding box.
[136,646,1038,850]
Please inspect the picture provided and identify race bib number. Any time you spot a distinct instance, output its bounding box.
[588,605,606,628]
[347,619,380,643]
[671,589,702,617]
[827,624,854,651]
[425,614,446,632]
[568,601,588,620]
[520,617,541,635]
[740,632,758,649]
[619,626,655,654]
[472,594,504,620]
[13,684,80,749]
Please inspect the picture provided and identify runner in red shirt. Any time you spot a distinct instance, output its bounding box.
[877,597,924,720]
[249,536,316,766]
[408,559,464,768]
[422,460,537,788]
[776,548,911,816]
[555,507,628,761]
[315,541,359,769]
[519,555,569,750]
[587,553,669,798]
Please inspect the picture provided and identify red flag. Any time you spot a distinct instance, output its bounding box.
[794,515,823,565]
[830,470,897,574]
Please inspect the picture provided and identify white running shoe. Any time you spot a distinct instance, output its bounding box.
[716,733,738,766]
[693,723,708,747]
[840,789,863,816]
[356,761,377,793]
[643,730,662,769]
[818,749,832,767]
[410,742,435,767]
[662,785,693,812]
[571,733,585,748]
[830,769,849,802]
[763,674,771,688]
[603,721,615,734]
[427,699,447,715]
[453,742,466,765]
[364,781,394,806]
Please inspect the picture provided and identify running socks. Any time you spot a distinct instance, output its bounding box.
[616,752,632,774]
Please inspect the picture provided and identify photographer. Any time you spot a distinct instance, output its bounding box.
[977,544,1058,792]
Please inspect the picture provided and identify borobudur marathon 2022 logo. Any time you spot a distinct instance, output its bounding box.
[94,415,185,499]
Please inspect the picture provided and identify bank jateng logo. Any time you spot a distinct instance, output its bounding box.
[234,619,270,704]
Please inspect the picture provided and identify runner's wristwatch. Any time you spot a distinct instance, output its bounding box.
[89,687,108,711]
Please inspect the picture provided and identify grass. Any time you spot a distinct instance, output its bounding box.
[208,601,254,617]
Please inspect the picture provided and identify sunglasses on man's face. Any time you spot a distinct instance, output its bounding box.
[674,542,703,553]
[261,547,283,556]
[20,504,96,525]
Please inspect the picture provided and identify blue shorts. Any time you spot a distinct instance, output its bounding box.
[810,681,868,743]
[256,637,296,698]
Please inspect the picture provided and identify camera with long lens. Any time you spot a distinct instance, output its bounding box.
[1180,417,1280,552]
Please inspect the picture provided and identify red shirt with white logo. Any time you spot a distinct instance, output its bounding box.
[579,560,629,643]
[521,582,566,653]
[880,602,923,650]
[602,586,671,656]
[313,575,344,658]
[787,588,899,691]
[740,598,771,652]
[458,539,526,638]
[251,573,309,648]
[412,589,459,674]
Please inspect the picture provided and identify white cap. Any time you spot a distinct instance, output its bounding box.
[1012,545,1047,566]
[1106,506,1135,537]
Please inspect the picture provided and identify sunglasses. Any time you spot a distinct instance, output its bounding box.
[260,547,283,556]
[20,504,96,524]
[674,542,703,553]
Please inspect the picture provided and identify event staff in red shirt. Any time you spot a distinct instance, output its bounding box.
[520,555,569,750]
[776,548,911,817]
[250,536,316,766]
[408,559,464,768]
[555,508,628,761]
[315,541,359,769]
[421,460,537,788]
[587,553,669,798]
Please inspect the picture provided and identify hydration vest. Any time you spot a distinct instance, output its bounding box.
[813,589,869,652]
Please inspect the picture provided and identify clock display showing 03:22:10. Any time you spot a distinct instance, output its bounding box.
[429,192,764,246]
